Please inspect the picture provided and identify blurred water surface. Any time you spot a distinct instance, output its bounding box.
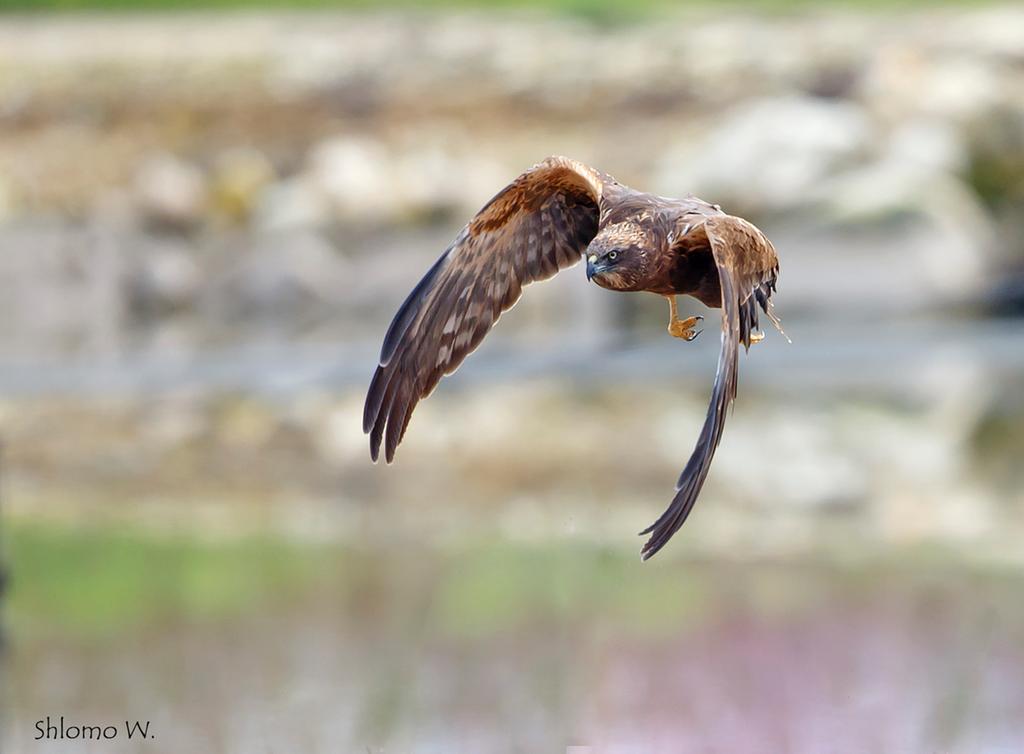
[7,529,1024,754]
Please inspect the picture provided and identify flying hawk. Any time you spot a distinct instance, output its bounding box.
[363,156,785,559]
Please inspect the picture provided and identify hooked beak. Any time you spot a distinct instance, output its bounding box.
[586,254,598,281]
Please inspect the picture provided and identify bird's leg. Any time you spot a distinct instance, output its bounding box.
[665,296,702,341]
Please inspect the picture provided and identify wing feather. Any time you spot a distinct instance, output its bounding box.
[640,214,782,560]
[364,156,611,462]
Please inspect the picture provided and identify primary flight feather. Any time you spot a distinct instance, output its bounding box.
[364,156,784,560]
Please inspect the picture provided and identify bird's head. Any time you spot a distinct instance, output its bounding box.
[585,222,650,291]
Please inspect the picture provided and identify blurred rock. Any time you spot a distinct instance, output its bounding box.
[821,166,993,299]
[389,134,509,219]
[814,119,974,219]
[213,230,350,319]
[307,136,396,224]
[135,154,208,230]
[306,135,507,225]
[716,409,867,511]
[654,96,873,212]
[210,148,276,224]
[255,178,332,232]
[127,239,203,315]
[0,7,1021,365]
[887,119,967,175]
[912,58,1005,123]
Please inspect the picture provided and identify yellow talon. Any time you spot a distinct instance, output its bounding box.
[668,316,702,341]
[665,296,702,341]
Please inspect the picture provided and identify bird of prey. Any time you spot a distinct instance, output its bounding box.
[363,156,785,559]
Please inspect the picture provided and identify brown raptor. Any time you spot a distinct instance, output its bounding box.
[363,156,785,560]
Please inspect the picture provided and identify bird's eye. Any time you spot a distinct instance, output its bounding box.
[608,250,618,261]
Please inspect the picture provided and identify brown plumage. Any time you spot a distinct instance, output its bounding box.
[364,156,785,560]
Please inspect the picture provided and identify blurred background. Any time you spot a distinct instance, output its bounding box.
[1,1,1023,752]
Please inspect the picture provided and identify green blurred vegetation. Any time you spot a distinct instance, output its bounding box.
[6,522,716,643]
[8,518,1024,645]
[431,542,710,639]
[4,521,337,640]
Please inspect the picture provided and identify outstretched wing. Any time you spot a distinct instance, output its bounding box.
[364,156,612,463]
[640,214,782,560]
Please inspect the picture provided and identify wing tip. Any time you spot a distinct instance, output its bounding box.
[363,364,387,434]
[369,435,400,465]
[382,430,396,465]
[367,442,395,465]
[368,407,402,465]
